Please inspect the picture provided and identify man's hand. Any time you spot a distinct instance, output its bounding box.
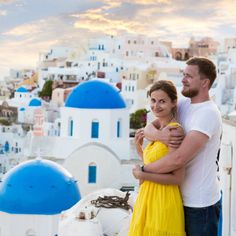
[144,123,184,147]
[162,126,184,148]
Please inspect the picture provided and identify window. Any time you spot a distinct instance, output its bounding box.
[4,141,9,152]
[88,162,97,183]
[68,118,73,136]
[117,120,121,137]
[91,120,99,138]
[58,122,61,136]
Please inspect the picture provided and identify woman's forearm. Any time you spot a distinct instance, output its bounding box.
[144,123,163,141]
[136,145,143,160]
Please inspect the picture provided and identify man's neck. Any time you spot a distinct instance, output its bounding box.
[190,94,210,104]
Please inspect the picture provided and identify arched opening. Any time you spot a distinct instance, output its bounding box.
[175,51,182,60]
[184,52,190,60]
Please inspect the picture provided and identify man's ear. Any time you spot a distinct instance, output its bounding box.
[202,78,210,88]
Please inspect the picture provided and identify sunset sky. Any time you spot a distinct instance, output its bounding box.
[0,0,236,80]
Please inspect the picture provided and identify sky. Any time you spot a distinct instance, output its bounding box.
[0,0,236,80]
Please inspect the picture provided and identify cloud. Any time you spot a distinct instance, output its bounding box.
[71,0,236,47]
[95,0,170,5]
[1,0,236,79]
[3,22,44,36]
[0,15,90,79]
[74,10,144,35]
[0,0,15,3]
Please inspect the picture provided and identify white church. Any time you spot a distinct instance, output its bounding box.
[25,79,140,197]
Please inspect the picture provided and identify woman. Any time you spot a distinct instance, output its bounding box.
[129,80,186,236]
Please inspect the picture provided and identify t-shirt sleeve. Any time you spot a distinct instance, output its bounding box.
[190,108,219,138]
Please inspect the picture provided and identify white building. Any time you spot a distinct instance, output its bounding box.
[213,48,236,115]
[25,80,139,196]
[219,119,236,236]
[0,124,26,179]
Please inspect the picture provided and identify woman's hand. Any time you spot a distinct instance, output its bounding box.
[132,165,142,179]
[134,129,144,158]
[135,128,144,146]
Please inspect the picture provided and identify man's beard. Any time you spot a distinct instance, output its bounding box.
[181,87,199,98]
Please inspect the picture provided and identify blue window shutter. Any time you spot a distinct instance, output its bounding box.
[91,121,99,138]
[70,119,73,136]
[4,141,9,152]
[117,121,121,137]
[88,166,97,183]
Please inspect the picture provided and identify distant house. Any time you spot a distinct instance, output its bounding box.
[0,101,17,123]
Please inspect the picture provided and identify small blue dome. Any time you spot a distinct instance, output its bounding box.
[16,87,29,93]
[29,98,42,107]
[19,107,25,111]
[0,159,80,215]
[65,80,126,109]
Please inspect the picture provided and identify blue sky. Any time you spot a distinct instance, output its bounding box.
[0,0,236,79]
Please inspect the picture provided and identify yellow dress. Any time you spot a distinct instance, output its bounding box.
[129,122,186,236]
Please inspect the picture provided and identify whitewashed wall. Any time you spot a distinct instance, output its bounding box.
[220,119,236,236]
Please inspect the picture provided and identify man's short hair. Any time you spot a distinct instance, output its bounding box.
[186,57,217,88]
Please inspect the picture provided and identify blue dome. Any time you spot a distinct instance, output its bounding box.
[19,107,25,111]
[65,80,126,109]
[0,159,80,215]
[28,98,42,107]
[16,87,29,93]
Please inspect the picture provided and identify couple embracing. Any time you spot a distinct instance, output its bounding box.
[129,57,222,236]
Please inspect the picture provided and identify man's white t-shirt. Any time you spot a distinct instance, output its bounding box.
[178,98,222,207]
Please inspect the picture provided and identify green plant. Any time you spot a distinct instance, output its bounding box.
[130,109,148,129]
[39,80,53,99]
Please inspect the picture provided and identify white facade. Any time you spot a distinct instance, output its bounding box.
[0,125,26,178]
[0,213,59,236]
[220,119,236,236]
[60,107,129,158]
[14,91,33,101]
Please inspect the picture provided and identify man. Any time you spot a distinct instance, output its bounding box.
[133,57,222,236]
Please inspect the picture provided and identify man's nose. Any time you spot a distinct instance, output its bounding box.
[182,76,187,84]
